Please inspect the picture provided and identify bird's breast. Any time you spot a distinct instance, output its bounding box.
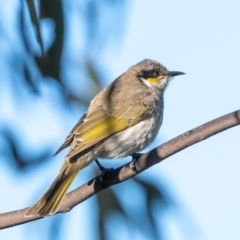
[97,105,163,159]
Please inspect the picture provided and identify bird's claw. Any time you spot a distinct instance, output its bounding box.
[95,159,114,182]
[98,167,114,182]
[129,152,142,172]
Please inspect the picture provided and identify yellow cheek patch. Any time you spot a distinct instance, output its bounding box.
[147,76,164,84]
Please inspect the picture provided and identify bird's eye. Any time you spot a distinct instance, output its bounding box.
[153,71,159,76]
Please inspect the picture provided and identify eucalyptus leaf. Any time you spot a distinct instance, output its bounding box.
[26,0,44,55]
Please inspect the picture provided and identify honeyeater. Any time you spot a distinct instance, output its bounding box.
[25,59,185,217]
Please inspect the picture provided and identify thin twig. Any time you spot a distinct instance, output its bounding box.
[0,110,239,229]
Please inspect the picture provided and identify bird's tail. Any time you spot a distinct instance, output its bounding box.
[25,160,84,217]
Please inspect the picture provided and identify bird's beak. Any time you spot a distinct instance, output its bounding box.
[169,71,185,77]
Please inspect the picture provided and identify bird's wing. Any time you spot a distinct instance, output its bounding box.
[65,105,153,160]
[53,114,87,156]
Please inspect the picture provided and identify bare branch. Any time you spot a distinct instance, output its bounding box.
[0,110,239,229]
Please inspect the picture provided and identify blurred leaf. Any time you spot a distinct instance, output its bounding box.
[23,63,39,94]
[134,177,171,207]
[20,2,31,54]
[2,130,51,170]
[134,177,173,239]
[25,0,44,55]
[36,0,64,82]
[65,93,90,107]
[86,60,102,90]
[97,189,127,240]
[19,3,40,93]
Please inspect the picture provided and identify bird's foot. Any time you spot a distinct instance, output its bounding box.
[95,159,114,182]
[129,152,142,172]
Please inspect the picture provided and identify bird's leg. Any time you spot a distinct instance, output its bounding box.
[95,159,105,171]
[129,152,142,171]
[95,159,114,182]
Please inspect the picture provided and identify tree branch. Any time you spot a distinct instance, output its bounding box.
[1,110,240,229]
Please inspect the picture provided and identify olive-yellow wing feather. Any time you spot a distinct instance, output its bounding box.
[65,106,152,159]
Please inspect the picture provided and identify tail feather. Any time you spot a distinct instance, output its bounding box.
[46,171,78,214]
[25,161,84,217]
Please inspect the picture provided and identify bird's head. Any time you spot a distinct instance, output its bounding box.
[130,59,185,91]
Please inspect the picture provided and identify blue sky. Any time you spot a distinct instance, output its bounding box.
[1,0,240,239]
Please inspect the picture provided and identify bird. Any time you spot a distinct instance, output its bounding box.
[25,59,185,217]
